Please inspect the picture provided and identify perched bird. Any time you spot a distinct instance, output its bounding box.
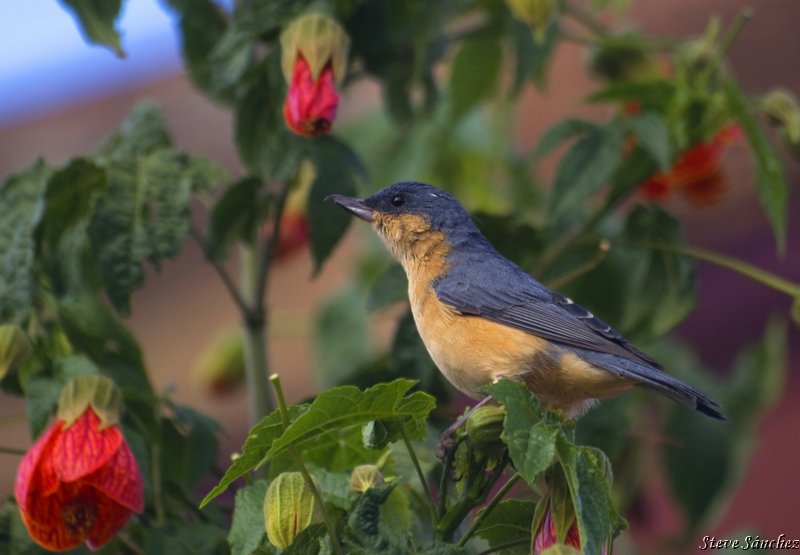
[327,182,724,422]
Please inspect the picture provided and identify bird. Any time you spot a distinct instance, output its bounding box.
[326,181,725,426]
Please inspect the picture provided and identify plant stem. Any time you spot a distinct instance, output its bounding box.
[0,445,26,456]
[438,436,462,519]
[151,441,166,525]
[270,375,343,555]
[189,225,250,317]
[241,244,276,427]
[546,240,611,289]
[457,472,522,547]
[633,242,800,297]
[400,427,439,525]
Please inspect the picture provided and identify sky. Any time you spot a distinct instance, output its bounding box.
[0,0,231,127]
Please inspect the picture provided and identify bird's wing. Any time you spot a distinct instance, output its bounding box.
[433,260,661,368]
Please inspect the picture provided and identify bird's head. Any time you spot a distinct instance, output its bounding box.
[327,182,478,268]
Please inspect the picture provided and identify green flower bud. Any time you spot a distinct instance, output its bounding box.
[466,405,506,448]
[281,12,350,86]
[0,324,31,379]
[192,327,245,396]
[264,472,316,549]
[505,0,557,42]
[761,89,800,145]
[589,34,659,83]
[349,464,384,493]
[57,374,123,430]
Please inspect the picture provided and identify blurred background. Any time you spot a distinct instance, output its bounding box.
[1,0,798,552]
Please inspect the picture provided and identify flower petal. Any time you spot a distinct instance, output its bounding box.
[283,55,339,137]
[15,420,63,514]
[50,408,123,482]
[82,436,144,513]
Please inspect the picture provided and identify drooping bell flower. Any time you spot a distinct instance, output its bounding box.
[264,472,317,549]
[640,124,742,206]
[532,500,609,555]
[15,374,144,551]
[281,13,350,137]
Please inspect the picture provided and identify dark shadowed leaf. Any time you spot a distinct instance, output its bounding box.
[308,136,366,275]
[207,177,270,260]
[510,19,558,95]
[724,77,789,253]
[586,80,675,112]
[60,0,125,56]
[474,499,536,553]
[450,33,503,119]
[283,523,327,555]
[531,119,596,162]
[621,112,671,170]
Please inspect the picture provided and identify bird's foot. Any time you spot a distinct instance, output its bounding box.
[436,395,493,462]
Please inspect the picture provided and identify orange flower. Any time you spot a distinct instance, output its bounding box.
[276,212,310,259]
[15,376,143,551]
[640,125,742,206]
[533,502,608,554]
[283,55,340,137]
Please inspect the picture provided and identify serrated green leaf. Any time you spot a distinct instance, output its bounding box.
[617,205,695,341]
[311,469,356,510]
[556,444,617,555]
[266,380,436,461]
[161,404,221,494]
[346,483,410,552]
[308,137,366,275]
[531,119,596,163]
[621,112,671,170]
[724,77,789,253]
[474,499,536,553]
[298,426,385,474]
[144,522,228,555]
[486,380,559,486]
[550,122,625,217]
[201,405,308,507]
[60,0,125,56]
[229,480,269,555]
[207,177,270,260]
[37,158,106,248]
[283,523,327,555]
[450,33,503,119]
[0,160,49,322]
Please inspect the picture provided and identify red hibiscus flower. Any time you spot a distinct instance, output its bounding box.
[283,55,340,137]
[15,376,143,551]
[640,125,742,206]
[533,502,608,554]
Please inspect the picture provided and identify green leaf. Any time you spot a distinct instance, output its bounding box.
[620,112,671,170]
[549,122,625,217]
[556,443,617,555]
[161,404,221,494]
[229,480,269,555]
[311,468,356,510]
[201,405,308,507]
[0,160,49,322]
[346,483,410,552]
[206,177,270,260]
[531,119,596,162]
[724,77,789,253]
[474,499,536,553]
[144,522,228,555]
[509,19,558,95]
[449,33,503,119]
[298,426,386,474]
[234,54,305,180]
[37,158,106,248]
[266,379,436,461]
[486,379,559,486]
[283,523,327,555]
[90,105,225,313]
[162,0,230,100]
[308,137,366,275]
[617,205,695,341]
[586,80,675,112]
[60,0,125,56]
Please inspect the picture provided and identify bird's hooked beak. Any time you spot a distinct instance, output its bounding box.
[325,194,375,222]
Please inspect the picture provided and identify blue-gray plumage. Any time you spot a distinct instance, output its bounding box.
[327,181,724,420]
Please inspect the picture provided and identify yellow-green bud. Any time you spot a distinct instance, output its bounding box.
[589,35,660,83]
[761,89,800,145]
[466,405,506,447]
[0,324,31,379]
[791,296,800,329]
[264,472,316,549]
[349,465,384,493]
[57,374,123,429]
[281,12,350,86]
[192,327,245,396]
[505,0,557,42]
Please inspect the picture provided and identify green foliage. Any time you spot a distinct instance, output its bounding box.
[229,480,269,555]
[61,0,125,56]
[474,499,536,553]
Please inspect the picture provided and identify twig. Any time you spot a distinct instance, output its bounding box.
[189,225,250,318]
[561,1,610,37]
[400,426,439,525]
[0,445,26,456]
[546,240,611,290]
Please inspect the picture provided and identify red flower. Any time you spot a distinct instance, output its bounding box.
[276,212,310,259]
[283,55,340,137]
[533,503,608,554]
[15,405,143,551]
[640,125,742,206]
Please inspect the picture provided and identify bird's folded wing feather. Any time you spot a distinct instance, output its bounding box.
[433,260,660,369]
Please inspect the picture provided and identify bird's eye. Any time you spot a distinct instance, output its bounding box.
[390,194,405,207]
